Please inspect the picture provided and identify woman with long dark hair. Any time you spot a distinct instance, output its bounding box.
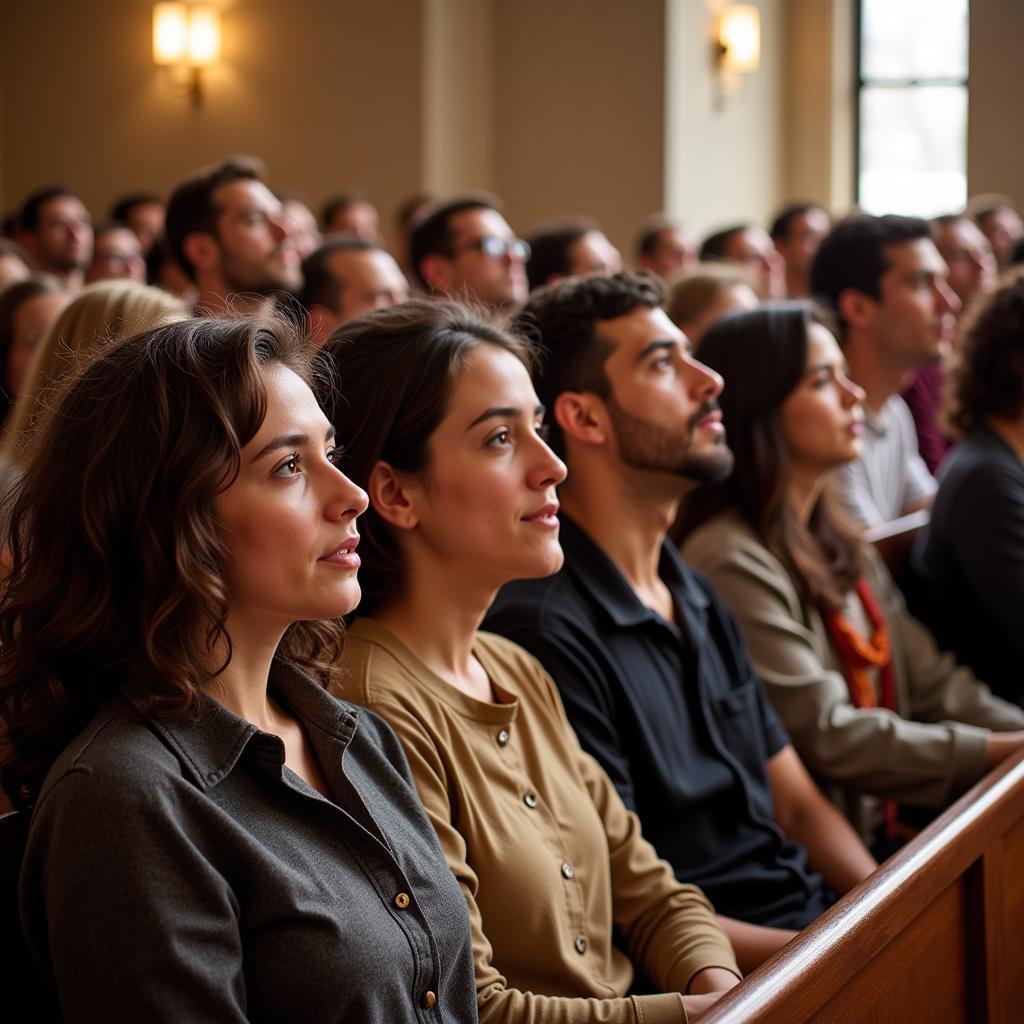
[676,303,1024,847]
[1,317,477,1021]
[320,299,741,1023]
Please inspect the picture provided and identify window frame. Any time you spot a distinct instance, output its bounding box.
[854,0,970,214]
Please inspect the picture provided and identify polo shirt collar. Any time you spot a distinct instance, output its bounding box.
[558,513,710,628]
[132,659,358,792]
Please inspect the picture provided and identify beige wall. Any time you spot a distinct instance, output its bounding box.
[422,0,497,197]
[0,0,424,236]
[665,0,786,237]
[968,0,1024,209]
[493,0,666,252]
[0,0,668,253]
[781,0,854,216]
[1,0,1019,248]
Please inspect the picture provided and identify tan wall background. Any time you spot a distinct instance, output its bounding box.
[0,0,1021,250]
[968,0,1024,210]
[493,0,666,251]
[666,0,785,237]
[0,0,424,242]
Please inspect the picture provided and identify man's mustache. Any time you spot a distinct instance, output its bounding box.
[688,399,721,432]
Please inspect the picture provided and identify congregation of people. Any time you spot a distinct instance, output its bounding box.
[2,153,1024,1022]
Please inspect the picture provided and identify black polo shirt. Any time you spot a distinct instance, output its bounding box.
[484,515,831,929]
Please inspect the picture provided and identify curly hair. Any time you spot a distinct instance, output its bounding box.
[513,270,666,457]
[945,267,1024,436]
[0,316,345,809]
[317,298,531,616]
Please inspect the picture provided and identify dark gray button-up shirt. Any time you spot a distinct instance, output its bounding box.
[19,660,478,1022]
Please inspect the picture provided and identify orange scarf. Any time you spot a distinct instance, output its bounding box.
[821,578,899,838]
[820,578,895,711]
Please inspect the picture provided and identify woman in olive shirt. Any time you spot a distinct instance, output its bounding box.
[321,300,741,1023]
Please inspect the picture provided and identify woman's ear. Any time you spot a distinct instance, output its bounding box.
[554,390,608,448]
[368,461,419,530]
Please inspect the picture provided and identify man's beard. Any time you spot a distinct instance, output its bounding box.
[606,396,734,484]
[221,251,301,296]
[47,250,89,274]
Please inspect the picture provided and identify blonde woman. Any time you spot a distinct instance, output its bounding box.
[3,280,188,460]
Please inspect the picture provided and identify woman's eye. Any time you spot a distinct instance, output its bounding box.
[326,444,345,466]
[273,455,303,477]
[487,429,512,448]
[536,422,551,441]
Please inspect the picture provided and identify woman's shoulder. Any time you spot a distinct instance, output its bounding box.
[474,629,547,676]
[681,508,808,619]
[33,707,194,821]
[939,427,1024,498]
[681,508,782,577]
[337,618,431,709]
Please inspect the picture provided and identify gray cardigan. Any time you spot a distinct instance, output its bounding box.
[19,660,478,1023]
[682,510,1024,829]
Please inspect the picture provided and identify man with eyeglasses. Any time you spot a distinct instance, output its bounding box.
[409,195,530,310]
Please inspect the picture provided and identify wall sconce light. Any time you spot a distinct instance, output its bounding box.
[153,3,221,109]
[717,4,761,75]
[712,3,760,110]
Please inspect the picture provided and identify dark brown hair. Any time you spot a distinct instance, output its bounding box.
[676,303,864,610]
[809,214,930,340]
[513,271,665,457]
[525,218,597,290]
[164,155,265,281]
[317,299,531,615]
[408,194,504,290]
[0,316,343,809]
[945,266,1024,436]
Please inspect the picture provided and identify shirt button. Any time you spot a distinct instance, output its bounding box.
[523,792,538,809]
[497,728,510,746]
[575,935,587,955]
[394,892,411,910]
[423,990,437,1008]
[561,861,574,879]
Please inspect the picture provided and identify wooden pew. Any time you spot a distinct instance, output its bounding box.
[702,748,1024,1024]
[862,507,930,586]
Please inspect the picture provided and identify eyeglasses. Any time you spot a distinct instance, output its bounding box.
[449,235,532,262]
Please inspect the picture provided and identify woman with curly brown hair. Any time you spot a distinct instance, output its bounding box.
[912,268,1024,708]
[677,303,1024,852]
[0,317,477,1022]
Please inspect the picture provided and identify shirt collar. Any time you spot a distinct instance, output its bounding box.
[135,659,358,792]
[863,400,890,437]
[558,514,709,629]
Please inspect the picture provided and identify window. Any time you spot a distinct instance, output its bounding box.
[857,0,969,217]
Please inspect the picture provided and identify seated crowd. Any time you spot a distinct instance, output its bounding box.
[1,155,1024,1022]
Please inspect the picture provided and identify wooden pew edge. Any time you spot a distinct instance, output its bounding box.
[700,748,1024,1024]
